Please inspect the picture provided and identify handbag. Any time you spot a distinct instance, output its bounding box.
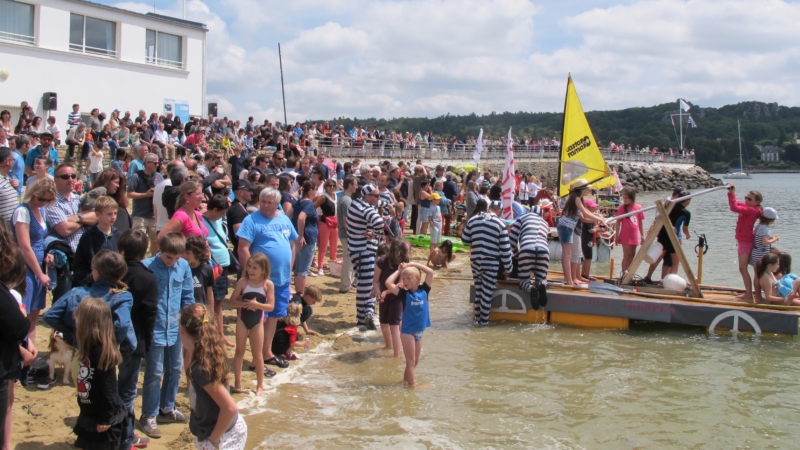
[203,216,242,273]
[324,215,338,228]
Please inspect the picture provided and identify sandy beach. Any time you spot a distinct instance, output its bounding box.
[10,246,466,449]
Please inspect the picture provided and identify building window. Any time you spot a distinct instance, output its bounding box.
[69,13,116,57]
[145,30,182,68]
[0,0,34,45]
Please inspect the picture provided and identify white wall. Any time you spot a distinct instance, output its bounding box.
[0,0,206,124]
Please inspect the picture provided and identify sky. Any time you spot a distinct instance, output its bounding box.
[106,0,800,123]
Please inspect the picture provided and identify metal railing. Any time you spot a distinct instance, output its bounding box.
[299,142,695,164]
[145,56,183,69]
[69,43,117,58]
[0,30,34,45]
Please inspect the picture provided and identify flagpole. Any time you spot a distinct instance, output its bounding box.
[678,99,683,152]
[278,43,288,126]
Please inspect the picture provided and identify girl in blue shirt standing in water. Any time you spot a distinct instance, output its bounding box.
[383,262,434,388]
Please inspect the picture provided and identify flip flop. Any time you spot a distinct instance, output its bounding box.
[248,365,278,377]
[265,356,289,369]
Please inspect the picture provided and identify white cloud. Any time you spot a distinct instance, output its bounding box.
[112,0,800,122]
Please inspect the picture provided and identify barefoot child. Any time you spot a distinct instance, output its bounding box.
[228,254,275,394]
[749,207,779,303]
[614,187,645,275]
[72,297,127,450]
[427,240,455,269]
[184,235,215,307]
[271,303,309,361]
[727,183,763,302]
[384,262,434,387]
[179,304,248,450]
[373,239,410,357]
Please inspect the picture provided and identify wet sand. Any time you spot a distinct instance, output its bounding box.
[11,245,466,449]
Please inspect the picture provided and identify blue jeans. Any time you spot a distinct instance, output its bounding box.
[118,353,142,447]
[293,241,316,277]
[142,341,183,418]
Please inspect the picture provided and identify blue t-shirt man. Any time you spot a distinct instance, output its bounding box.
[399,283,432,335]
[25,144,60,176]
[236,211,298,287]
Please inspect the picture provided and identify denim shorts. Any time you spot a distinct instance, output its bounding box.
[556,224,575,244]
[410,331,424,341]
[293,241,316,277]
[420,206,431,223]
[212,265,228,301]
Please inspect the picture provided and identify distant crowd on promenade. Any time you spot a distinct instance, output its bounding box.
[1,101,694,163]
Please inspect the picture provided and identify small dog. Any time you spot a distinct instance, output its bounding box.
[39,331,75,389]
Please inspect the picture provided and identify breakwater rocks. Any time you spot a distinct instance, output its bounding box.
[475,161,721,192]
[611,163,723,192]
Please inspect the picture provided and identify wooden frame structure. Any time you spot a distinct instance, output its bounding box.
[620,200,703,298]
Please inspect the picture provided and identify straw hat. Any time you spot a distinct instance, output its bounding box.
[570,178,591,191]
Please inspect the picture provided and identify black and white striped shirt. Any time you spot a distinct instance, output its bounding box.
[509,211,550,256]
[346,198,384,254]
[67,112,81,129]
[379,189,395,206]
[461,211,512,268]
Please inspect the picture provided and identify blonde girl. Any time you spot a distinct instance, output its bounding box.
[179,304,247,449]
[72,297,126,449]
[228,254,275,395]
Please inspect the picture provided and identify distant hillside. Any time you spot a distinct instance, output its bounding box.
[312,101,800,168]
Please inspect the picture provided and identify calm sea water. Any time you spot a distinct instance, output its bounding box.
[243,174,800,450]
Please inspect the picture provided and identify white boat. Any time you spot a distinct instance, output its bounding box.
[723,120,751,179]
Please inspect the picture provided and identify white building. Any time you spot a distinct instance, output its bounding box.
[757,145,780,162]
[0,0,207,126]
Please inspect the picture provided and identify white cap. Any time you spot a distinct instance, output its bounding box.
[762,207,778,220]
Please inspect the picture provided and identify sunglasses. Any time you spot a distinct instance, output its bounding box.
[37,196,54,202]
[57,174,77,180]
[745,196,753,201]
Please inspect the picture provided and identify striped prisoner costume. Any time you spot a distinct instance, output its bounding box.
[461,211,512,326]
[346,190,385,327]
[509,208,550,299]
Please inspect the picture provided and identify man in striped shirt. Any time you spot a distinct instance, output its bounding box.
[509,206,550,310]
[0,147,18,224]
[461,201,512,326]
[67,104,82,130]
[346,184,384,329]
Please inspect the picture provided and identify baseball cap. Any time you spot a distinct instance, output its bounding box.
[233,179,255,191]
[762,207,778,220]
[430,193,442,200]
[672,186,685,196]
[584,199,599,208]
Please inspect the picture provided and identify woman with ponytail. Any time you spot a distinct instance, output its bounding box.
[291,180,319,296]
[43,250,138,362]
[180,304,247,450]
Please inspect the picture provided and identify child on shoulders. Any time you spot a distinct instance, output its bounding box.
[384,262,435,387]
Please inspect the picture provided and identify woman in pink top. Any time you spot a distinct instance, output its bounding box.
[727,183,763,302]
[157,180,209,241]
[614,187,645,274]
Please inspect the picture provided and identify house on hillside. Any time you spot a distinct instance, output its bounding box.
[757,145,780,162]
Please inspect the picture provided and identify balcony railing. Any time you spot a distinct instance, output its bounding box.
[0,30,34,45]
[145,56,183,69]
[302,142,696,165]
[69,43,117,58]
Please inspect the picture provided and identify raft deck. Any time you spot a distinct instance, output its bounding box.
[468,278,800,336]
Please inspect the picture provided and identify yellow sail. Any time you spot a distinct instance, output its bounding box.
[558,76,617,197]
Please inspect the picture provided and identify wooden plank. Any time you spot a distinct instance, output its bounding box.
[654,200,703,299]
[550,311,629,329]
[620,201,675,285]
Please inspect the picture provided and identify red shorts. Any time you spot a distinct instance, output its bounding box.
[737,240,754,256]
